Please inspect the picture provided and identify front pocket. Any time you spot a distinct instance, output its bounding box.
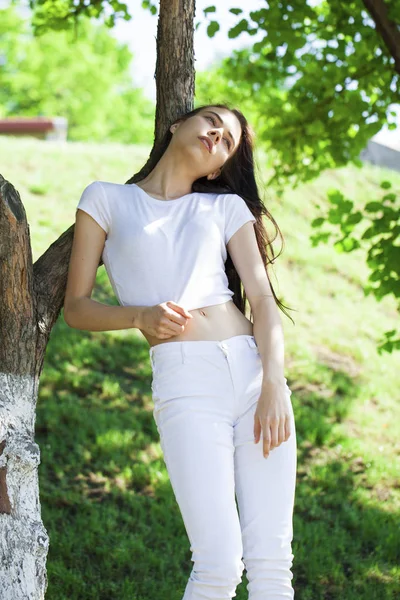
[249,345,261,362]
[151,353,187,398]
[151,352,217,405]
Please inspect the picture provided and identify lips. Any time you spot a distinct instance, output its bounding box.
[198,136,212,153]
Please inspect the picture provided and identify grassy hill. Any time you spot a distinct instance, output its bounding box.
[1,135,399,600]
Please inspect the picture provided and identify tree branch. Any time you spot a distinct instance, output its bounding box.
[362,0,400,75]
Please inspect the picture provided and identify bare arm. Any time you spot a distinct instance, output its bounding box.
[64,296,146,332]
[63,208,145,332]
[227,222,292,456]
[251,295,285,384]
[226,222,285,384]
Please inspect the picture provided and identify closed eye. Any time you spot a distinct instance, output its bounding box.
[205,115,231,150]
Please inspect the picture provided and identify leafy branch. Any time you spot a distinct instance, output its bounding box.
[310,180,400,354]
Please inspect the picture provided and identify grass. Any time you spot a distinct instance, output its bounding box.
[1,134,399,599]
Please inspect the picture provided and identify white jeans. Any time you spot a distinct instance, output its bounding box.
[149,334,297,600]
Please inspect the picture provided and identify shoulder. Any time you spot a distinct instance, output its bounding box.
[81,181,134,208]
[93,180,131,197]
[196,191,246,213]
[223,192,245,203]
[194,190,221,199]
[221,192,250,214]
[189,190,223,208]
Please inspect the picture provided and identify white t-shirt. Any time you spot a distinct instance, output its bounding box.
[76,181,256,312]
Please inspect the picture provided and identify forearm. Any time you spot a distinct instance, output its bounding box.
[252,296,285,384]
[63,297,146,332]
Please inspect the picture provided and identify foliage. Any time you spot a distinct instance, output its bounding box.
[310,180,400,354]
[199,2,399,193]
[23,0,158,33]
[0,5,155,142]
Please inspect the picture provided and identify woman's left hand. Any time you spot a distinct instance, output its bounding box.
[254,378,292,458]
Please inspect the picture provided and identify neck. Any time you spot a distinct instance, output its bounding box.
[137,147,205,200]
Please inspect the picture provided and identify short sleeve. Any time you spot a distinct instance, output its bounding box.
[76,181,110,234]
[224,194,256,244]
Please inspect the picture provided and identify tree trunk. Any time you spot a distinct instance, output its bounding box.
[362,0,400,75]
[0,0,195,597]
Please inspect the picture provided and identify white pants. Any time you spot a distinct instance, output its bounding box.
[149,334,297,600]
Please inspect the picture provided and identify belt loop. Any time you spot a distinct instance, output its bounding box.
[247,336,256,348]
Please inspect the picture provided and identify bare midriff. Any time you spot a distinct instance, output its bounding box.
[140,299,254,348]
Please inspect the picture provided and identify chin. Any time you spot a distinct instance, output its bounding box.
[183,144,204,163]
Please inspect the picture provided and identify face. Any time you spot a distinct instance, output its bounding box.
[169,107,242,180]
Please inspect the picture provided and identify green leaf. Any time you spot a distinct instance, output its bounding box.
[369,269,383,282]
[311,217,325,228]
[228,18,249,38]
[383,330,398,337]
[328,189,345,206]
[207,20,220,37]
[361,226,377,240]
[327,209,344,224]
[383,193,396,203]
[346,212,363,225]
[365,202,382,213]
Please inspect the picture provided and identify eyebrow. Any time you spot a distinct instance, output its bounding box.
[205,110,236,149]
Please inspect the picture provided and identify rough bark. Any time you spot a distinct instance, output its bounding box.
[362,0,400,75]
[0,0,195,597]
[127,0,196,183]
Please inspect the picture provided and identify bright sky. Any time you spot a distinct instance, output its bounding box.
[111,0,265,101]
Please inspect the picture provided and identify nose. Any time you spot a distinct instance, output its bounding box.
[210,130,221,145]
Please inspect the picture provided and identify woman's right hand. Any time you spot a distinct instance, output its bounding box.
[139,301,193,339]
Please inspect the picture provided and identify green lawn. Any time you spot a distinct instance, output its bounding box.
[1,135,399,599]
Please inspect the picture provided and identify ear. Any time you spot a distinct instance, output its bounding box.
[207,169,221,180]
[170,122,180,134]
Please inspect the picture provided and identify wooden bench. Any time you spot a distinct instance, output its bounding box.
[0,116,68,141]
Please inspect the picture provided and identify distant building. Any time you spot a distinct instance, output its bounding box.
[360,131,400,172]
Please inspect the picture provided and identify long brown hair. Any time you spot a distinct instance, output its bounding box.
[125,103,295,325]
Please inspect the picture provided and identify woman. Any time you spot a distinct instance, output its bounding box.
[64,103,298,599]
